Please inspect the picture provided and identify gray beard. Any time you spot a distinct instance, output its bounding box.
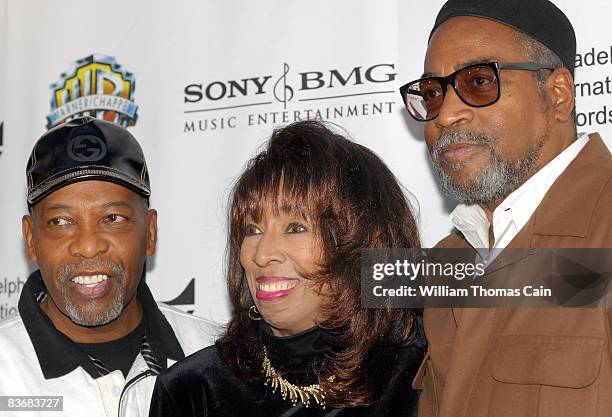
[431,132,544,206]
[57,259,126,327]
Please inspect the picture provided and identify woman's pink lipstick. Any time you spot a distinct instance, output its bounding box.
[255,276,298,301]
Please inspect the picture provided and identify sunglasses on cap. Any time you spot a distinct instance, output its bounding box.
[399,61,554,122]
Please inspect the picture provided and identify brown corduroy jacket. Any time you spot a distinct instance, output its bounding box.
[415,133,612,417]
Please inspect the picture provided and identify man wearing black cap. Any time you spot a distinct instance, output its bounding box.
[0,116,219,417]
[400,1,612,416]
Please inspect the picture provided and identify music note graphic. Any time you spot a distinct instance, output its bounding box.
[273,63,294,109]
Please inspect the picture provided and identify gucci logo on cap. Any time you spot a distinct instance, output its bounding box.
[67,135,107,162]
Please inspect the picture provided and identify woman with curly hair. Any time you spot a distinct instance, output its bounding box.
[148,120,425,416]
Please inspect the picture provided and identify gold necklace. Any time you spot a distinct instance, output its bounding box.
[261,345,335,408]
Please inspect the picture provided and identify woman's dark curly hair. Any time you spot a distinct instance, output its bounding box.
[216,120,420,408]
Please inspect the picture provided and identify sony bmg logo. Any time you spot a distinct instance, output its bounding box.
[184,62,397,109]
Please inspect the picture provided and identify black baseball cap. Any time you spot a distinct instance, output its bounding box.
[430,0,576,76]
[26,116,150,205]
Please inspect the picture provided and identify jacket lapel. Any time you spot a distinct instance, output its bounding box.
[485,134,610,274]
[532,133,611,238]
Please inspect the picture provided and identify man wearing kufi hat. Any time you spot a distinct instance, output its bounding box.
[399,0,612,416]
[0,116,219,417]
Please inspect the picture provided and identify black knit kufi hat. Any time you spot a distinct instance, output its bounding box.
[430,0,576,75]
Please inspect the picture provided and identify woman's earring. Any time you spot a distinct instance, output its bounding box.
[248,305,262,321]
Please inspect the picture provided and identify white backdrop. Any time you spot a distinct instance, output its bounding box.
[1,0,610,325]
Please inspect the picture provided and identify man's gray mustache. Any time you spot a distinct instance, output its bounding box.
[431,132,491,163]
[58,259,124,284]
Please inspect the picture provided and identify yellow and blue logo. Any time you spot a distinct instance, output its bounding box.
[47,55,138,128]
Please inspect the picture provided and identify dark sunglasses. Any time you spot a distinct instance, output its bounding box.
[399,61,554,122]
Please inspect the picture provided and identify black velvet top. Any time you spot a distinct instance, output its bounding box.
[149,323,424,417]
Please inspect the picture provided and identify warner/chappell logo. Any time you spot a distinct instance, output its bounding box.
[47,55,138,129]
[183,62,398,132]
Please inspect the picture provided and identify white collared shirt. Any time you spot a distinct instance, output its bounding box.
[450,133,589,262]
[0,303,220,417]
